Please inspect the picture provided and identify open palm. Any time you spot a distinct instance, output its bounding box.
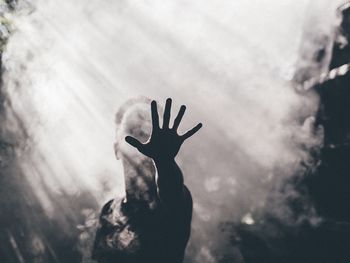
[125,98,202,161]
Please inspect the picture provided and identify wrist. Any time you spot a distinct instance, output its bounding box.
[152,152,175,163]
[153,156,175,166]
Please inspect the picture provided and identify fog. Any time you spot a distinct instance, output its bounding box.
[0,0,345,262]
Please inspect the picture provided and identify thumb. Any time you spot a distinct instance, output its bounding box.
[125,136,144,152]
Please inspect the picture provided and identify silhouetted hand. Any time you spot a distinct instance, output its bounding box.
[125,98,202,161]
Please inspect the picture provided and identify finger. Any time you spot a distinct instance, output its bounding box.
[162,98,172,129]
[172,105,186,131]
[125,136,144,151]
[151,100,159,130]
[181,123,203,140]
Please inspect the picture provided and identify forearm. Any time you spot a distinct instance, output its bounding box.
[153,158,185,207]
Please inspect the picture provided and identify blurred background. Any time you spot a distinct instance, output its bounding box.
[1,0,350,262]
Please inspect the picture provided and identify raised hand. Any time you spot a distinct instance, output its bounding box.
[125,98,202,161]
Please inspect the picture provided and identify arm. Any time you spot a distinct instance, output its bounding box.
[154,158,184,208]
[125,98,202,209]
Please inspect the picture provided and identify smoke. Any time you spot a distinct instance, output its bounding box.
[0,0,345,262]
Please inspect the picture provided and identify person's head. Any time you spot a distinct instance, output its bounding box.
[114,97,158,202]
[114,97,153,168]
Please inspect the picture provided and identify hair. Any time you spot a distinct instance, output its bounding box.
[115,96,152,128]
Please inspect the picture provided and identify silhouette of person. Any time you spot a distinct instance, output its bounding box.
[92,98,202,263]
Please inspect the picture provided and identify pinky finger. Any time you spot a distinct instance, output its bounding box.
[181,123,203,140]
